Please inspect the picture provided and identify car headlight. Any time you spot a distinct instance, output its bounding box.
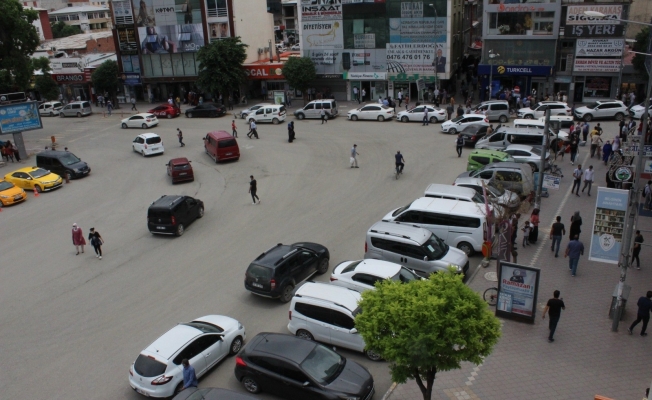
[238,322,243,330]
[0,195,9,199]
[451,264,462,272]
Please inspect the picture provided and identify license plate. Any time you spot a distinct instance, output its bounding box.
[226,153,232,156]
[14,195,22,200]
[135,388,149,396]
[156,226,165,230]
[252,283,263,288]
[179,173,187,176]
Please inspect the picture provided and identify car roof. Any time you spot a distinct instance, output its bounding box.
[469,149,510,157]
[369,221,431,244]
[343,259,402,278]
[485,161,527,170]
[192,315,236,330]
[149,195,185,209]
[169,157,190,165]
[461,114,486,118]
[36,150,73,157]
[175,388,259,400]
[405,197,484,215]
[295,282,361,311]
[206,130,233,140]
[133,113,156,117]
[505,144,536,152]
[425,183,477,196]
[138,133,160,138]
[143,323,203,360]
[11,166,45,174]
[250,332,316,364]
[252,244,295,268]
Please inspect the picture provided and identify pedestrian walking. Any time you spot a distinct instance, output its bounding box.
[550,216,566,257]
[422,109,429,126]
[397,90,403,107]
[581,165,594,196]
[455,134,464,157]
[130,97,137,111]
[177,128,185,147]
[571,164,582,196]
[176,96,181,109]
[181,359,198,390]
[644,180,652,210]
[231,120,238,137]
[569,138,579,164]
[249,175,260,204]
[247,120,259,139]
[590,133,602,158]
[353,87,359,103]
[521,221,531,247]
[542,290,565,342]
[88,227,104,259]
[456,104,464,117]
[107,100,113,116]
[569,211,582,240]
[320,108,328,124]
[632,230,644,269]
[361,88,366,102]
[72,223,86,255]
[602,140,612,165]
[446,101,454,120]
[287,121,295,143]
[350,144,359,168]
[628,291,652,336]
[510,213,521,247]
[564,235,584,277]
[529,208,540,243]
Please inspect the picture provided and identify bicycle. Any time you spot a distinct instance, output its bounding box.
[395,165,401,180]
[483,287,498,306]
[543,162,563,178]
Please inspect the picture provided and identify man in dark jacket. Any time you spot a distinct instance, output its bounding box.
[628,291,652,336]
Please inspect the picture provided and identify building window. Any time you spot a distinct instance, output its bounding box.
[487,12,554,36]
[559,56,566,72]
[584,76,611,99]
[206,0,227,18]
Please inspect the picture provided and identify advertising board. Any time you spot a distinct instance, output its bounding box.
[566,5,622,25]
[496,261,540,323]
[573,58,620,73]
[138,24,204,53]
[589,188,628,264]
[386,43,442,74]
[0,102,43,135]
[568,25,624,38]
[301,0,342,21]
[303,20,343,50]
[575,39,623,58]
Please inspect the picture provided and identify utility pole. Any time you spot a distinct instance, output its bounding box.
[534,109,551,210]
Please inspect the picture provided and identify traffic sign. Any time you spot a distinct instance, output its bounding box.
[622,144,652,157]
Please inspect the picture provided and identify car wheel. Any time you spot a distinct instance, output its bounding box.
[583,114,593,122]
[296,113,304,120]
[34,185,42,193]
[528,162,538,172]
[187,112,193,118]
[242,376,261,394]
[525,114,533,119]
[401,116,409,122]
[316,258,329,274]
[351,115,358,121]
[229,336,243,355]
[142,123,147,129]
[77,112,82,118]
[64,171,72,181]
[272,118,279,124]
[167,113,172,119]
[197,207,204,218]
[614,112,624,121]
[377,115,385,122]
[296,329,314,341]
[366,349,382,361]
[449,128,457,135]
[175,224,185,237]
[121,123,128,129]
[430,116,438,123]
[499,115,508,123]
[279,284,294,303]
[49,111,54,117]
[457,241,474,256]
[174,382,184,395]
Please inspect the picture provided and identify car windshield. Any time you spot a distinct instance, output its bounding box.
[29,168,50,179]
[422,233,448,260]
[133,354,167,378]
[472,192,486,203]
[145,136,161,144]
[392,201,414,217]
[342,260,362,274]
[530,147,542,156]
[59,153,81,165]
[586,102,599,109]
[0,181,14,191]
[393,267,420,283]
[246,264,272,280]
[300,345,344,384]
[451,116,464,122]
[469,166,487,177]
[487,183,504,196]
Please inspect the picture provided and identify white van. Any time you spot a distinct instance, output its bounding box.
[474,128,545,150]
[383,197,488,256]
[424,183,485,204]
[513,118,569,148]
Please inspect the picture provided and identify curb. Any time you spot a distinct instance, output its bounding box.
[381,382,398,400]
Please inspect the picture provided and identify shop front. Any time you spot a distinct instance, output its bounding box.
[570,38,623,103]
[51,71,93,103]
[243,63,288,104]
[343,72,387,103]
[477,65,554,102]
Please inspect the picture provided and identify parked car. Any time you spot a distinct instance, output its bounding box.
[234,332,375,400]
[453,177,521,209]
[38,101,63,116]
[121,113,159,129]
[629,103,652,119]
[185,103,226,118]
[133,133,164,156]
[59,101,92,117]
[148,104,181,119]
[172,388,258,400]
[293,99,339,120]
[573,100,627,122]
[247,104,286,124]
[35,150,91,180]
[460,124,491,146]
[244,242,330,302]
[441,114,489,134]
[147,195,204,236]
[290,43,301,50]
[456,162,534,197]
[396,105,447,123]
[0,180,27,207]
[466,149,514,171]
[128,315,245,398]
[240,103,273,119]
[166,158,194,183]
[330,259,421,292]
[347,104,395,121]
[503,144,549,172]
[3,167,63,192]
[204,131,240,163]
[517,101,571,119]
[472,100,510,122]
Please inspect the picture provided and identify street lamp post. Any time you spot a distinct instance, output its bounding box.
[429,4,439,96]
[488,50,499,100]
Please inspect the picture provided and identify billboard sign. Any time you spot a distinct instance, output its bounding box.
[133,0,202,27]
[113,0,134,24]
[138,24,204,53]
[386,43,441,74]
[575,39,623,58]
[118,27,139,55]
[0,102,43,135]
[589,188,628,264]
[566,5,623,25]
[568,24,624,38]
[354,34,375,49]
[303,21,343,50]
[301,0,342,21]
[496,261,541,322]
[573,58,620,72]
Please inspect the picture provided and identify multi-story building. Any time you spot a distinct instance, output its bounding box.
[28,7,54,41]
[48,5,112,33]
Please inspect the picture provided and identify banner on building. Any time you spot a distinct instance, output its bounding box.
[303,20,343,50]
[118,27,139,54]
[132,0,202,27]
[589,188,628,264]
[138,24,204,53]
[566,5,623,25]
[386,43,443,74]
[496,261,541,323]
[208,23,230,39]
[112,0,134,25]
[568,25,624,38]
[573,58,620,72]
[575,39,623,58]
[354,34,375,49]
[301,0,342,21]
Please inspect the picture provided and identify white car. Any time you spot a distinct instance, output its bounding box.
[503,144,550,172]
[330,259,422,292]
[129,315,245,398]
[396,105,447,123]
[38,101,63,116]
[347,104,395,121]
[290,43,300,50]
[121,113,159,129]
[517,101,571,119]
[573,100,627,122]
[453,177,521,209]
[629,103,652,119]
[132,133,164,156]
[441,114,489,134]
[240,103,273,119]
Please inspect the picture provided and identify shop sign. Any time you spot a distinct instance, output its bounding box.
[573,58,620,72]
[301,0,342,21]
[477,65,554,76]
[354,34,375,49]
[575,39,623,58]
[315,74,341,79]
[243,65,285,80]
[51,74,87,83]
[386,43,439,74]
[343,72,387,80]
[303,20,343,50]
[121,73,141,84]
[566,5,622,25]
[568,24,624,38]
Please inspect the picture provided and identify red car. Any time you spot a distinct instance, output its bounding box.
[148,104,181,119]
[166,157,194,183]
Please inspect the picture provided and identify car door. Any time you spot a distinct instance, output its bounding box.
[410,106,424,121]
[196,334,226,371]
[358,105,374,119]
[534,104,547,119]
[295,250,318,282]
[255,357,322,400]
[172,338,208,377]
[394,210,422,224]
[390,243,429,271]
[295,302,333,344]
[128,115,143,128]
[133,136,144,152]
[313,102,322,119]
[254,108,265,122]
[495,170,518,193]
[184,197,199,223]
[263,107,274,122]
[11,172,30,189]
[419,212,450,243]
[38,104,46,115]
[328,308,364,352]
[174,200,189,226]
[302,103,315,118]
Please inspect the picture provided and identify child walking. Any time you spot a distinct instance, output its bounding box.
[232,120,238,137]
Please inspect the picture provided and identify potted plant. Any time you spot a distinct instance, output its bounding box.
[546,24,553,33]
[524,15,533,35]
[498,25,510,34]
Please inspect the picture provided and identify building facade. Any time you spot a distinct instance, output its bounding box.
[48,5,113,32]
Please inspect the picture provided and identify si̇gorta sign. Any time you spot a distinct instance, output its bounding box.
[496,261,541,323]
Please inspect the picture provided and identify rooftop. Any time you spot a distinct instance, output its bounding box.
[48,5,109,15]
[37,31,113,51]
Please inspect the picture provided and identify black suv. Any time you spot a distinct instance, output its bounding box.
[147,195,204,236]
[235,332,375,400]
[35,150,91,180]
[244,243,330,302]
[460,124,490,146]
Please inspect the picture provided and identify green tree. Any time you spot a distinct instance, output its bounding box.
[355,270,501,400]
[282,57,316,103]
[196,37,248,100]
[91,60,119,104]
[632,27,650,80]
[31,57,59,100]
[51,21,82,38]
[0,0,40,93]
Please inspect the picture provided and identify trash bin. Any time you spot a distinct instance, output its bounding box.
[609,283,631,320]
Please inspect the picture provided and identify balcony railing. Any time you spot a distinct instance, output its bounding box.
[207,6,227,18]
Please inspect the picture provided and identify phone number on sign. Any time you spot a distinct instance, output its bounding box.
[387,54,432,60]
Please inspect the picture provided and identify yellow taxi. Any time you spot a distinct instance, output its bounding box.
[0,180,27,206]
[4,167,63,192]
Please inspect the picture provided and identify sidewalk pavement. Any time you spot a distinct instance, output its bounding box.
[385,150,652,400]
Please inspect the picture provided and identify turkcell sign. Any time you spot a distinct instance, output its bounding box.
[477,65,553,76]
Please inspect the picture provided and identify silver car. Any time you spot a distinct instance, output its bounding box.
[503,144,550,172]
[59,101,92,118]
[454,177,522,209]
